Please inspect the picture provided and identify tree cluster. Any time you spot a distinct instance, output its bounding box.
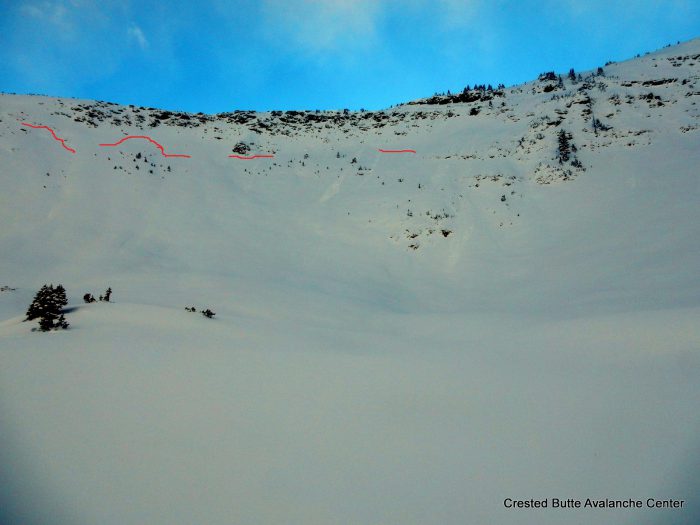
[185,306,216,318]
[557,129,583,170]
[557,129,573,163]
[83,287,112,303]
[419,83,505,106]
[557,129,576,164]
[25,284,69,331]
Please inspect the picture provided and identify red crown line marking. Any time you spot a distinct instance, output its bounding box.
[99,135,191,158]
[21,122,76,153]
[228,154,275,159]
[19,125,414,159]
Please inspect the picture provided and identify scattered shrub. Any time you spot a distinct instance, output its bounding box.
[100,287,112,302]
[232,142,250,155]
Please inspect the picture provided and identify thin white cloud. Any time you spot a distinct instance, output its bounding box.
[19,3,43,17]
[128,24,149,50]
[435,0,483,29]
[20,1,70,27]
[261,0,384,55]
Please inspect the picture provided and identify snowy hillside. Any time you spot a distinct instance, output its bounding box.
[1,39,699,525]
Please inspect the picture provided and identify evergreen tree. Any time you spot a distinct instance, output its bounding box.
[55,285,67,310]
[557,129,572,163]
[25,284,51,321]
[102,287,112,302]
[38,310,68,331]
[26,284,70,331]
[568,68,576,81]
[38,312,57,331]
[56,314,69,329]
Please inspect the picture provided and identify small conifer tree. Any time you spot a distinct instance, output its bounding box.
[25,284,50,321]
[55,285,67,309]
[26,284,70,331]
[557,129,572,163]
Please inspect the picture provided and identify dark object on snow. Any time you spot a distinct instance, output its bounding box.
[232,142,250,155]
[557,129,572,163]
[185,306,197,312]
[26,284,69,331]
[26,284,67,321]
[201,309,215,319]
[39,312,69,331]
[83,293,96,303]
[25,285,49,321]
[101,287,112,302]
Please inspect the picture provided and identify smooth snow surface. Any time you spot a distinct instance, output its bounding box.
[1,39,699,524]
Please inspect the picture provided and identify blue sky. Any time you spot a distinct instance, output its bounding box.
[1,0,698,113]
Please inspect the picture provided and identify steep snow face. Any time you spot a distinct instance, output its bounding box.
[1,39,699,315]
[1,39,699,525]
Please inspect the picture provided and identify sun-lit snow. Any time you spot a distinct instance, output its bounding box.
[1,39,699,525]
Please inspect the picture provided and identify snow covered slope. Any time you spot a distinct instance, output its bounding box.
[1,39,699,525]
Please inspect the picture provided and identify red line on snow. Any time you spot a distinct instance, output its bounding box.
[98,135,191,158]
[378,149,416,154]
[227,154,275,160]
[21,122,76,153]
